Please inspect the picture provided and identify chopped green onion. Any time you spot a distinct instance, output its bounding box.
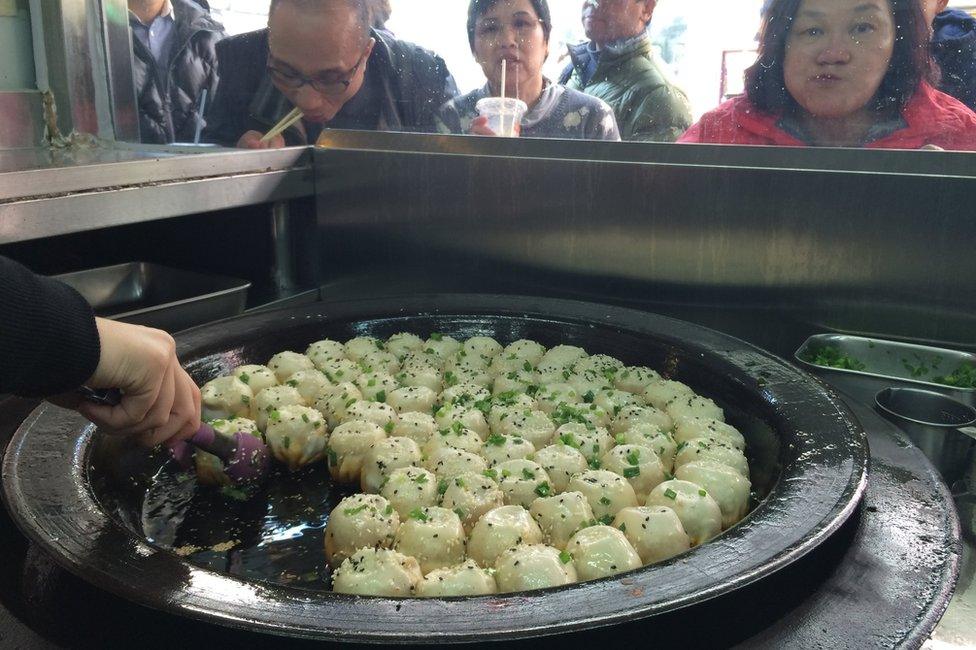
[559,550,573,564]
[409,508,429,522]
[623,467,640,479]
[664,488,678,500]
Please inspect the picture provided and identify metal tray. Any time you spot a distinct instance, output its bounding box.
[53,262,250,332]
[795,333,976,408]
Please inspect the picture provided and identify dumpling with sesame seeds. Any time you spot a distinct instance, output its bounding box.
[331,548,421,597]
[314,382,363,429]
[252,385,304,431]
[343,336,384,362]
[385,332,424,360]
[667,394,725,424]
[393,506,467,574]
[231,364,278,395]
[306,339,346,371]
[673,417,746,451]
[425,447,487,480]
[481,434,535,467]
[528,491,595,550]
[645,480,722,546]
[416,559,498,597]
[360,437,422,494]
[467,505,543,568]
[355,371,398,403]
[613,506,691,565]
[675,460,751,529]
[611,404,673,435]
[267,351,315,383]
[532,443,588,493]
[494,459,552,509]
[282,369,331,404]
[601,444,666,502]
[326,420,386,484]
[387,386,438,415]
[568,470,639,523]
[381,466,439,518]
[200,375,253,421]
[565,525,641,580]
[439,472,504,533]
[392,412,437,445]
[642,379,696,411]
[264,404,327,471]
[494,544,577,593]
[343,399,398,431]
[324,494,399,565]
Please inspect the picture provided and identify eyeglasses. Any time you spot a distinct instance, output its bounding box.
[267,47,369,97]
[475,16,544,42]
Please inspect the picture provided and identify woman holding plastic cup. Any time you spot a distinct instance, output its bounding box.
[437,0,620,140]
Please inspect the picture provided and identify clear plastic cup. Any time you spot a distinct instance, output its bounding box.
[475,97,528,137]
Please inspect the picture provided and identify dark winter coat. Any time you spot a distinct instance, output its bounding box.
[933,9,976,113]
[203,28,457,147]
[131,0,225,144]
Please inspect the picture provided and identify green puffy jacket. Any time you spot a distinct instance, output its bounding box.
[563,35,692,142]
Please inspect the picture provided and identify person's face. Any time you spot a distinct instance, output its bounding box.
[472,0,548,95]
[267,2,374,124]
[783,0,895,120]
[582,0,655,46]
[920,0,949,25]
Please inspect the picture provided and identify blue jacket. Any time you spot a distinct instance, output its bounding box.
[933,9,976,112]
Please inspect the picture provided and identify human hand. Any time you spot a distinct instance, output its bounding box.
[237,130,285,149]
[469,116,497,137]
[50,318,201,447]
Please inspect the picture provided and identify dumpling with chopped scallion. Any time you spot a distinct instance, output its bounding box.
[467,505,543,568]
[381,466,438,518]
[494,459,552,509]
[325,494,399,565]
[533,443,589,493]
[386,332,424,360]
[439,472,504,533]
[529,491,596,550]
[673,417,746,451]
[424,333,461,359]
[232,365,278,395]
[574,354,625,378]
[343,399,398,431]
[445,350,490,374]
[422,425,484,458]
[450,364,492,389]
[494,544,577,593]
[488,398,538,434]
[343,336,384,362]
[360,437,422,494]
[392,412,437,445]
[568,470,639,524]
[331,548,421,597]
[434,403,489,440]
[201,376,253,421]
[675,460,751,529]
[613,506,691,565]
[553,401,611,429]
[355,371,398,403]
[601,444,666,502]
[491,369,536,396]
[642,379,696,411]
[611,404,673,435]
[252,385,303,431]
[326,420,386,484]
[555,423,613,465]
[393,506,467,574]
[461,335,503,361]
[396,362,443,393]
[593,388,645,418]
[317,357,362,385]
[675,438,749,478]
[387,386,438,415]
[502,339,546,366]
[359,350,399,376]
[645,480,722,546]
[425,447,488,480]
[615,366,662,395]
[267,351,315,383]
[264,405,327,470]
[306,339,346,371]
[314,382,363,429]
[566,369,613,400]
[565,525,641,580]
[282,369,331,404]
[495,409,555,449]
[539,345,588,370]
[534,383,582,414]
[195,417,261,487]
[481,434,535,467]
[416,559,498,597]
[440,382,491,407]
[616,423,678,472]
[667,394,725,425]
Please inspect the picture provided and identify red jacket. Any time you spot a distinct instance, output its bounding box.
[678,83,976,151]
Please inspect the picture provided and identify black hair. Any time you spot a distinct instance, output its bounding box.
[466,0,553,51]
[268,0,371,36]
[745,0,938,113]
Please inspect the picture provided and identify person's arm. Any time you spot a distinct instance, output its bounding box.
[0,256,200,446]
[623,85,694,143]
[202,38,251,147]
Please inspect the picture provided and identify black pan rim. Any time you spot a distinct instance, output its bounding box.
[2,294,869,643]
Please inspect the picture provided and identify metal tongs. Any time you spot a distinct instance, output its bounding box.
[79,387,271,484]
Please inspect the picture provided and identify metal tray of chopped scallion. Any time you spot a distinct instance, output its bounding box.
[794,334,976,408]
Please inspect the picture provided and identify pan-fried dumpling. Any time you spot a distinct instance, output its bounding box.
[313,382,363,429]
[534,383,581,414]
[611,405,673,435]
[612,506,691,565]
[397,363,443,393]
[645,480,722,546]
[264,404,327,470]
[360,437,422,494]
[528,491,596,550]
[327,420,386,484]
[481,434,535,467]
[673,417,745,451]
[642,379,696,411]
[267,351,315,383]
[495,409,555,449]
[306,339,346,370]
[232,365,278,395]
[423,426,484,458]
[344,336,384,361]
[392,412,437,445]
[386,386,438,415]
[601,444,666,502]
[343,400,398,431]
[539,345,587,370]
[359,350,399,375]
[667,395,725,424]
[393,506,467,574]
[675,438,749,478]
[565,525,641,580]
[494,459,552,509]
[461,336,503,362]
[532,444,588,493]
[195,417,261,487]
[415,559,498,597]
[385,332,424,360]
[201,376,253,421]
[675,460,751,529]
[555,423,613,465]
[355,371,399,403]
[467,505,543,568]
[616,423,677,472]
[425,447,487,480]
[331,548,421,597]
[282,369,331,404]
[502,339,546,365]
[253,385,303,431]
[440,382,491,407]
[614,366,662,395]
[568,470,639,523]
[434,404,489,439]
[494,544,577,593]
[439,472,504,533]
[317,357,362,385]
[423,333,461,360]
[593,389,644,417]
[380,466,438,518]
[324,494,399,565]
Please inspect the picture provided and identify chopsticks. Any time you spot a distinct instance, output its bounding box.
[261,106,304,143]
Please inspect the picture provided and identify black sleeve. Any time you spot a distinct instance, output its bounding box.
[0,256,101,397]
[203,31,268,147]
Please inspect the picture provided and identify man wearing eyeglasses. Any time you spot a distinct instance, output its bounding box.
[559,0,691,142]
[204,0,457,148]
